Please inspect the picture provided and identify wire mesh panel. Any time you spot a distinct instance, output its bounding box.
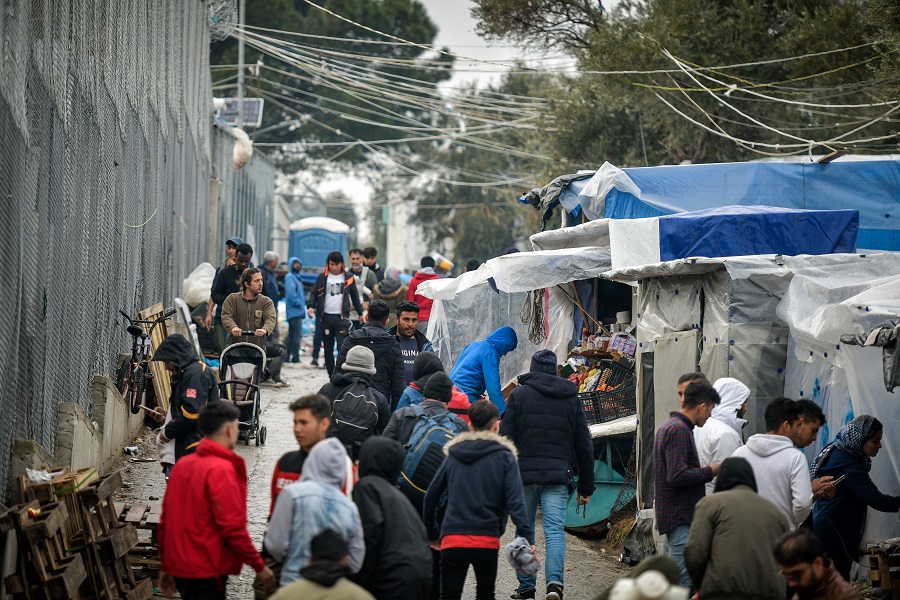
[0,0,214,502]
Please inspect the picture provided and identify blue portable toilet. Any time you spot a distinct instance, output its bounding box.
[288,217,350,269]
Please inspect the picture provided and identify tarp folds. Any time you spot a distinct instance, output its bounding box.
[841,322,900,393]
[530,219,611,252]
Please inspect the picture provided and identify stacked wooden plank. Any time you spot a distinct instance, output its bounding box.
[112,502,161,582]
[864,537,900,599]
[137,303,173,411]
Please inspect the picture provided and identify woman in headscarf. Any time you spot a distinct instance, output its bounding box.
[372,267,407,328]
[811,416,900,578]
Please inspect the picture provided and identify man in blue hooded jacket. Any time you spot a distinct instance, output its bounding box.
[448,326,518,412]
[284,257,306,363]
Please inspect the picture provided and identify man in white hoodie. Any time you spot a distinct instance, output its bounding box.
[694,378,750,495]
[731,397,835,529]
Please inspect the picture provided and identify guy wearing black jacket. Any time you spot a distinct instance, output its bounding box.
[500,349,594,600]
[352,437,432,600]
[335,300,405,409]
[151,335,219,460]
[307,251,364,376]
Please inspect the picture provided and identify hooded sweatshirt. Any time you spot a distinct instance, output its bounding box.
[284,258,307,320]
[153,334,220,459]
[448,326,518,412]
[731,434,813,528]
[406,267,440,321]
[265,438,366,586]
[695,378,750,495]
[423,431,534,545]
[351,437,432,599]
[685,458,790,600]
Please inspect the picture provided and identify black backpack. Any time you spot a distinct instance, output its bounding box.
[329,379,380,459]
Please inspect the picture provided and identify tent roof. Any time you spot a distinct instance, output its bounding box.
[289,216,350,233]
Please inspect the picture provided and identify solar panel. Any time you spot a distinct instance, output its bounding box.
[217,98,264,127]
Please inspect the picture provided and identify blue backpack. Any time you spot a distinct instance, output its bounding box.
[398,405,461,498]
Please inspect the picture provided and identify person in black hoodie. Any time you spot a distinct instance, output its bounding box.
[424,400,535,600]
[500,349,594,600]
[334,300,405,410]
[151,334,220,460]
[307,251,365,376]
[351,437,432,600]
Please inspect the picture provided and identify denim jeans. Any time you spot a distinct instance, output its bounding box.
[285,316,303,362]
[663,524,691,589]
[516,484,569,593]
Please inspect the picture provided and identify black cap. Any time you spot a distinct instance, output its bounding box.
[423,372,453,403]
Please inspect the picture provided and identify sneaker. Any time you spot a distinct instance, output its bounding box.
[510,591,535,600]
[260,378,278,387]
[545,585,563,600]
[309,359,319,368]
[272,378,289,387]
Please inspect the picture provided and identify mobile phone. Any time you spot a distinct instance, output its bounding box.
[833,474,846,485]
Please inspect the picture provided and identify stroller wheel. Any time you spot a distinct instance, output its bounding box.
[245,432,251,445]
[259,426,267,446]
[255,429,261,446]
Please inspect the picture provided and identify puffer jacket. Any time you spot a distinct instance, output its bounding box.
[373,281,407,328]
[406,268,440,321]
[334,322,405,407]
[500,371,595,496]
[448,326,518,412]
[284,258,307,320]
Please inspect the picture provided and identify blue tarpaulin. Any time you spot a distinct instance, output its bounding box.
[559,160,899,250]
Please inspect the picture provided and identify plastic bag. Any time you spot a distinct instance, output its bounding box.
[182,262,216,307]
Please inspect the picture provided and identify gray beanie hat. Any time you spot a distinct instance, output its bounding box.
[343,345,376,375]
[530,349,558,375]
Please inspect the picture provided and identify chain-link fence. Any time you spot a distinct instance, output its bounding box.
[0,1,214,502]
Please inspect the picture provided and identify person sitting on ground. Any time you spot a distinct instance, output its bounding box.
[406,256,440,333]
[684,457,790,600]
[351,437,432,600]
[694,377,751,495]
[372,268,407,329]
[268,529,375,600]
[159,402,276,599]
[388,300,434,386]
[334,300,405,409]
[811,415,900,579]
[264,438,365,586]
[423,400,536,600]
[774,528,863,600]
[394,352,470,422]
[731,397,835,529]
[448,326,518,412]
[151,334,220,461]
[319,346,391,460]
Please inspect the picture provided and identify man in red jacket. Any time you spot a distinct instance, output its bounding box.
[159,402,276,599]
[406,256,440,334]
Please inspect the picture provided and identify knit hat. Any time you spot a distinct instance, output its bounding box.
[343,346,376,375]
[423,372,453,403]
[413,352,444,381]
[530,349,558,375]
[310,529,349,561]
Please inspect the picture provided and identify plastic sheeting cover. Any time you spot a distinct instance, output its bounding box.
[530,219,611,252]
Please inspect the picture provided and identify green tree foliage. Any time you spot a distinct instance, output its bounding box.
[863,0,900,95]
[473,0,899,167]
[212,0,452,165]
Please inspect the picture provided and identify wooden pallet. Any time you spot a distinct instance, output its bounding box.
[865,537,900,599]
[113,503,161,580]
[23,467,99,547]
[136,303,173,411]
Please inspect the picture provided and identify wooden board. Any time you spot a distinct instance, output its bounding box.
[137,303,173,411]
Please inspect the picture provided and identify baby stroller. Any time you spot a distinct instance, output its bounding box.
[218,341,268,446]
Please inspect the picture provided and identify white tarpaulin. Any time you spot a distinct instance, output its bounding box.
[530,219,611,252]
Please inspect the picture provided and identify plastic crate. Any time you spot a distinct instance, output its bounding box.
[579,391,603,425]
[593,381,637,423]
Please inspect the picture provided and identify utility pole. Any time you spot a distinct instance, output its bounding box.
[237,0,245,128]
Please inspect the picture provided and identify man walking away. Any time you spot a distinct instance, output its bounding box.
[372,268,407,328]
[424,400,536,600]
[685,457,790,600]
[388,300,434,386]
[348,248,378,330]
[351,437,432,600]
[318,346,391,460]
[653,379,721,589]
[406,257,440,334]
[448,326,518,412]
[774,529,863,600]
[151,334,219,461]
[269,529,375,600]
[334,300,404,409]
[159,402,276,599]
[732,398,834,529]
[361,247,384,282]
[694,377,751,495]
[260,251,281,342]
[308,251,364,377]
[284,257,306,363]
[501,350,593,600]
[265,438,366,586]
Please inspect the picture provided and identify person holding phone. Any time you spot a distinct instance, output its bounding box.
[811,415,900,579]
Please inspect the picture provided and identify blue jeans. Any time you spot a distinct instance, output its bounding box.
[286,317,303,362]
[516,484,568,593]
[663,524,691,589]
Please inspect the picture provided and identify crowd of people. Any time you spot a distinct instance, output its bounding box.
[152,241,898,600]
